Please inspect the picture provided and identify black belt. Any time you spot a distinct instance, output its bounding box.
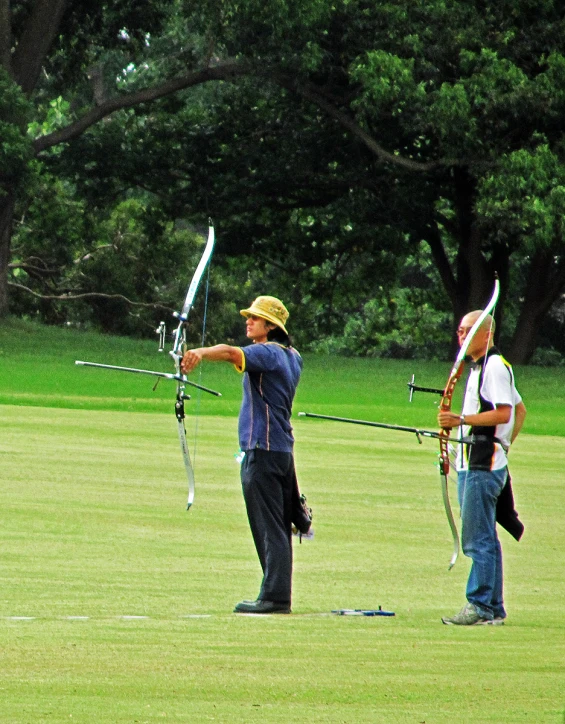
[459,435,509,454]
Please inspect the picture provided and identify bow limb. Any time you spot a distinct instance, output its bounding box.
[438,358,464,569]
[171,222,216,509]
[440,467,460,570]
[171,223,215,357]
[176,396,196,509]
[438,276,500,569]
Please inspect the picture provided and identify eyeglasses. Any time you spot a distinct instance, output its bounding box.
[457,325,492,338]
[457,326,473,336]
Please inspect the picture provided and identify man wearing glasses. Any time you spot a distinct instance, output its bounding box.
[438,311,527,625]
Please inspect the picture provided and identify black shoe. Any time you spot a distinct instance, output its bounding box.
[233,599,291,614]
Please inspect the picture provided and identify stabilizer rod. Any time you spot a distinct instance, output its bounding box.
[75,360,222,396]
[298,411,441,443]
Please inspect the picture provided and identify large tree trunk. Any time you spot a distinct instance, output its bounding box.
[0,191,15,318]
[11,0,69,94]
[506,250,565,364]
[452,167,497,309]
[0,0,68,318]
[427,168,508,354]
[508,305,542,365]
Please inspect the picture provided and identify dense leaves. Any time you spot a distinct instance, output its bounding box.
[0,68,33,183]
[2,0,565,362]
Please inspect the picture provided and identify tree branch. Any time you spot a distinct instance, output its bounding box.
[32,60,252,153]
[274,75,457,173]
[420,225,458,306]
[30,54,467,178]
[8,282,174,312]
[8,260,61,276]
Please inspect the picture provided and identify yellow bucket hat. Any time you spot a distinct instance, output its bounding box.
[240,295,289,334]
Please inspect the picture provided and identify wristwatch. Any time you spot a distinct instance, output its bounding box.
[460,414,466,426]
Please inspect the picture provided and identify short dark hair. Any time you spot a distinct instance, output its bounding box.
[267,326,292,346]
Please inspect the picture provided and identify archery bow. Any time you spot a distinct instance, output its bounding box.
[300,277,500,570]
[76,221,220,509]
[169,221,217,509]
[438,275,500,569]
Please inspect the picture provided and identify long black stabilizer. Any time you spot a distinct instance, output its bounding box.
[75,360,221,396]
[297,412,441,444]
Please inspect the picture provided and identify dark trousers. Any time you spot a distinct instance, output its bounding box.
[240,449,294,604]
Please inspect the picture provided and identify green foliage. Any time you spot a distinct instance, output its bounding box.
[219,0,331,68]
[9,163,91,322]
[460,47,530,119]
[477,144,565,249]
[10,187,220,336]
[28,96,72,140]
[430,83,477,149]
[530,346,565,367]
[311,288,451,360]
[0,68,33,184]
[351,51,427,119]
[67,202,217,336]
[534,52,565,104]
[6,0,565,365]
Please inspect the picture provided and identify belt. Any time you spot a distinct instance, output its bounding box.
[459,434,509,455]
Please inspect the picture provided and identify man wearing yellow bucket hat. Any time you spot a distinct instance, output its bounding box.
[181,295,305,614]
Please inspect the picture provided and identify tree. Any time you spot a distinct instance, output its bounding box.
[227,0,565,362]
[267,0,565,362]
[3,0,565,362]
[0,0,253,316]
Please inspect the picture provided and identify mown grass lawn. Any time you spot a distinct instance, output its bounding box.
[0,320,564,722]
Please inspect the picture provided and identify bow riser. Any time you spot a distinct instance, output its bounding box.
[438,359,465,476]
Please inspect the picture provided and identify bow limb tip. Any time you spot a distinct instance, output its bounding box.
[448,546,459,571]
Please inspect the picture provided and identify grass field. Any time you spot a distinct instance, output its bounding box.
[1,320,564,723]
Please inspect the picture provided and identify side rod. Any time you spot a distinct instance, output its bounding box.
[407,374,444,402]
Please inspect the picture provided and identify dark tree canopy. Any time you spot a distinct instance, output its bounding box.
[2,0,565,362]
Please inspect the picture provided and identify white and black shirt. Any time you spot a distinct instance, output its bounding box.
[456,348,522,472]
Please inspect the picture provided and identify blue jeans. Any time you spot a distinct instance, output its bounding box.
[457,468,508,620]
